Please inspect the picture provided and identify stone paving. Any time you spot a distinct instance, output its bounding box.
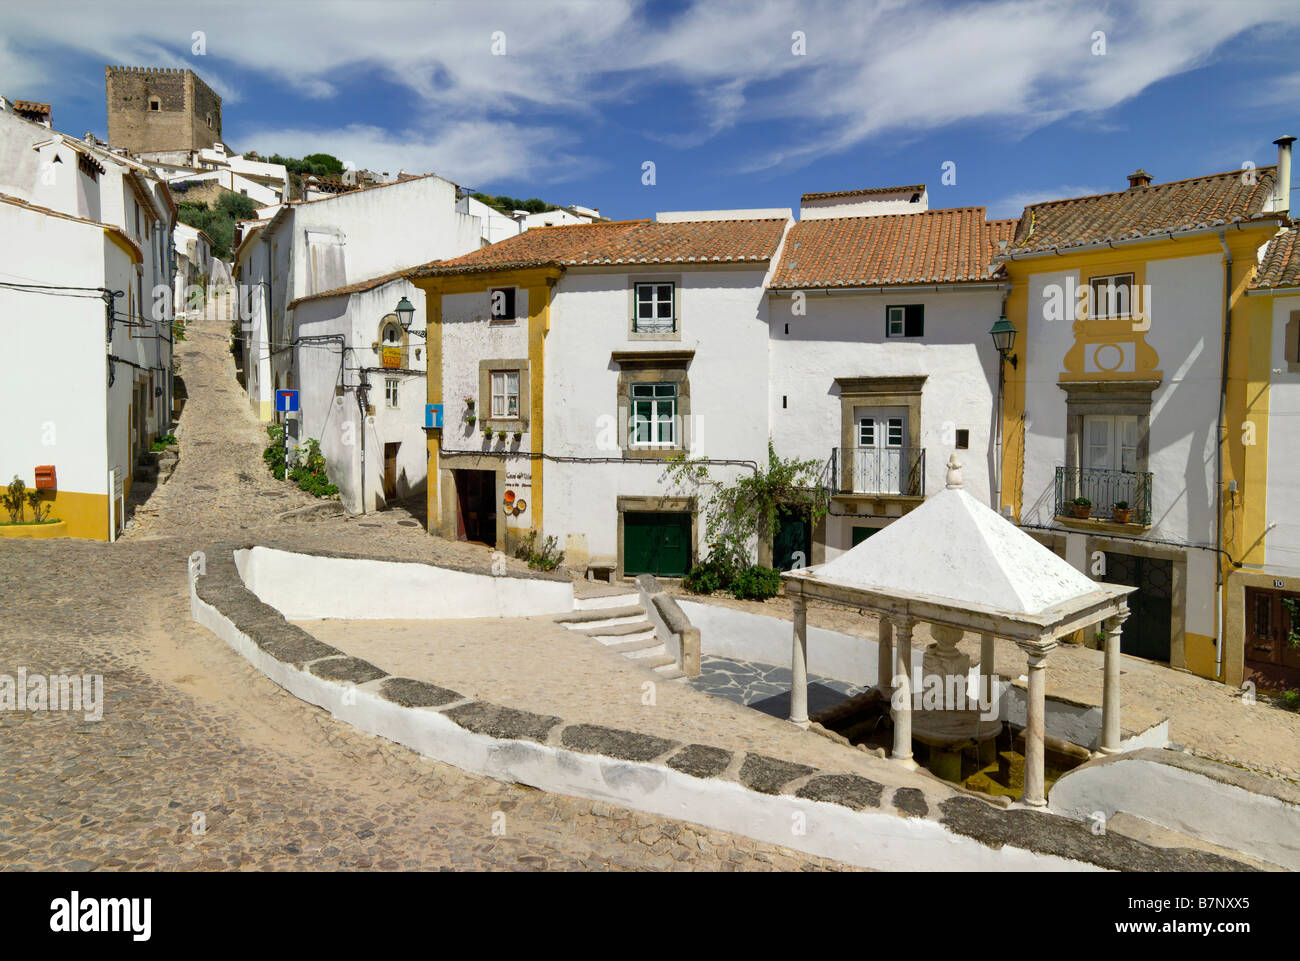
[0,294,853,872]
[688,655,857,718]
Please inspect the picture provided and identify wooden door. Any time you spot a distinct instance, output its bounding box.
[1245,587,1300,689]
[383,443,399,500]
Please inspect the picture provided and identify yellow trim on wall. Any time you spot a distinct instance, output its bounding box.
[423,286,445,537]
[5,489,111,540]
[527,282,552,533]
[999,274,1028,519]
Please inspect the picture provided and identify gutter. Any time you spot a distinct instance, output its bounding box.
[768,282,1009,295]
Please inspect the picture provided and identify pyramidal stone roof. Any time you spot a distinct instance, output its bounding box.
[809,484,1102,617]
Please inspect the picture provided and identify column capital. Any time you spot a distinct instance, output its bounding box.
[1015,639,1057,661]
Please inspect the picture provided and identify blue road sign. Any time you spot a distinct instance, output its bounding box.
[275,389,299,413]
[425,403,443,429]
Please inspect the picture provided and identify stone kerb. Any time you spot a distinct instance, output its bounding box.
[187,544,1256,873]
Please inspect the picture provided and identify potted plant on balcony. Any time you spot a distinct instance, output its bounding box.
[1111,500,1133,524]
[1070,496,1092,519]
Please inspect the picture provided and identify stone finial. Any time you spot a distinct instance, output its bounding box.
[945,453,963,489]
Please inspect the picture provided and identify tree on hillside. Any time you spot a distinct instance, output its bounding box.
[176,191,260,260]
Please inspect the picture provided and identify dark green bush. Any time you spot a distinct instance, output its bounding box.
[682,563,721,595]
[731,565,782,601]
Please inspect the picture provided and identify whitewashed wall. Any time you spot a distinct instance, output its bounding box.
[542,267,774,562]
[293,279,429,514]
[769,285,1003,555]
[1019,258,1221,548]
[1266,292,1300,575]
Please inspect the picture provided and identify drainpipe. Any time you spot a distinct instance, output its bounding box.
[355,376,369,515]
[1215,231,1233,679]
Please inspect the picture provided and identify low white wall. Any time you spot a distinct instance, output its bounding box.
[1001,686,1170,753]
[1051,754,1300,871]
[680,599,896,686]
[238,547,574,620]
[189,571,1100,872]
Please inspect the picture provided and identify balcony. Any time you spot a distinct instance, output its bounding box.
[1054,466,1152,526]
[828,447,926,497]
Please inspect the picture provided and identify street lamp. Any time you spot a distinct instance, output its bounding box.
[395,296,416,331]
[989,313,1018,369]
[989,311,1018,515]
[394,295,425,338]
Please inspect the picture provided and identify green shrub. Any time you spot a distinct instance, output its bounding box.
[730,565,782,601]
[0,475,26,523]
[288,437,339,498]
[514,530,565,571]
[151,434,177,451]
[682,563,721,595]
[263,424,287,479]
[1281,689,1300,712]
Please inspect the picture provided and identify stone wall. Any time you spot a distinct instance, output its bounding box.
[106,66,222,154]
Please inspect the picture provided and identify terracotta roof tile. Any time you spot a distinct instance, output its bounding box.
[288,267,417,310]
[769,208,1015,289]
[408,218,788,278]
[801,184,926,202]
[1006,168,1280,255]
[1252,227,1300,290]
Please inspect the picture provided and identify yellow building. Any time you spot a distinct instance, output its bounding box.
[996,148,1294,688]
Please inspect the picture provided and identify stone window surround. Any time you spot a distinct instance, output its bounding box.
[628,273,683,342]
[615,494,697,581]
[1058,380,1159,476]
[613,350,693,460]
[834,375,926,455]
[375,312,410,367]
[477,358,530,430]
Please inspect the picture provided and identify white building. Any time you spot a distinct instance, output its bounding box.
[290,272,430,513]
[233,173,483,510]
[140,143,288,206]
[409,213,791,575]
[173,222,213,318]
[767,199,1014,565]
[0,103,176,539]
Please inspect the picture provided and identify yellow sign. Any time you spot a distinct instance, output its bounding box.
[382,347,402,369]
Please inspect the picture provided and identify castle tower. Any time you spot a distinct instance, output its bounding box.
[105,65,223,155]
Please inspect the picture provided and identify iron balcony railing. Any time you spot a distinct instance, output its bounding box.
[1054,466,1152,525]
[828,447,926,497]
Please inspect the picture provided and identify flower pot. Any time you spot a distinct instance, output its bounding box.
[1071,504,1092,519]
[1112,508,1133,524]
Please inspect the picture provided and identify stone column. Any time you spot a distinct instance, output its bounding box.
[877,615,894,696]
[1020,644,1054,808]
[1100,608,1128,755]
[979,633,996,705]
[891,618,915,764]
[790,596,809,728]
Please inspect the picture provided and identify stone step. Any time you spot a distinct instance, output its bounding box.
[573,592,641,611]
[637,654,677,670]
[655,665,687,680]
[580,620,655,639]
[625,643,669,660]
[554,605,646,625]
[603,637,663,655]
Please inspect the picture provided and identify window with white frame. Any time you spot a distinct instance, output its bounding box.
[490,370,519,418]
[886,304,923,338]
[1089,273,1134,319]
[630,382,677,446]
[385,378,399,408]
[634,282,675,333]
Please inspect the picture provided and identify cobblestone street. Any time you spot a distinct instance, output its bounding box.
[0,297,851,872]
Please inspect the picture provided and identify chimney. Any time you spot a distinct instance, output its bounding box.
[1274,136,1294,213]
[1127,168,1152,189]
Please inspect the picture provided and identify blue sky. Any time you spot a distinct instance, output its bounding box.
[5,0,1298,220]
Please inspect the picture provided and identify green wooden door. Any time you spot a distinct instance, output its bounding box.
[774,507,812,571]
[624,512,691,577]
[851,525,881,547]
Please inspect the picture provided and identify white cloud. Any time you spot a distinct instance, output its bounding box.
[5,0,1297,185]
[991,185,1109,218]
